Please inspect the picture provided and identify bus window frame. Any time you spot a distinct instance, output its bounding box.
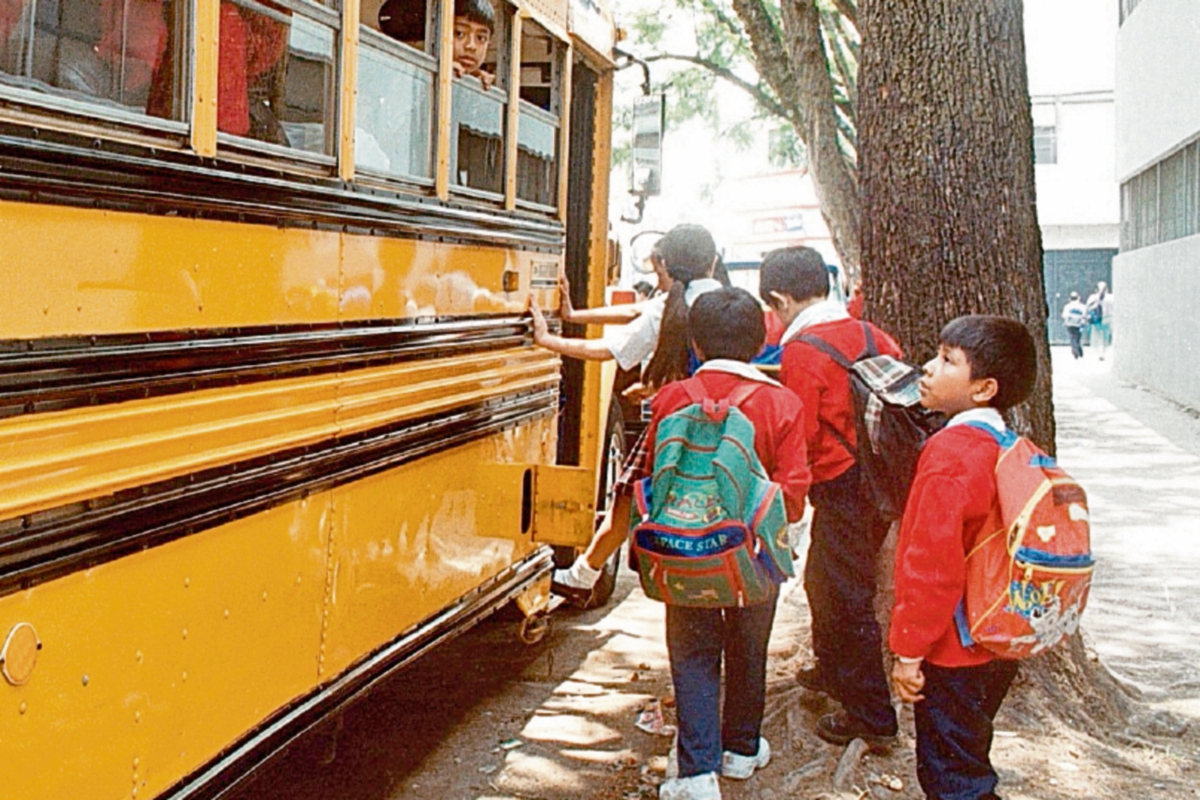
[212,0,342,169]
[445,0,513,206]
[0,0,193,144]
[513,97,560,215]
[352,24,439,190]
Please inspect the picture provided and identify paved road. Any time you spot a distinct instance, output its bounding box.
[1051,346,1200,698]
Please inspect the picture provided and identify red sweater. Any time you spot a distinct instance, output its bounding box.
[779,319,902,484]
[644,370,811,523]
[889,424,1004,668]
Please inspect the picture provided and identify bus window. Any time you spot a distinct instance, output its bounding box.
[515,19,560,208]
[0,0,186,120]
[217,0,336,157]
[450,0,505,197]
[356,0,436,181]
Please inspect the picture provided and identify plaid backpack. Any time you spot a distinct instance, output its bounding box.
[630,378,794,608]
[955,423,1094,659]
[799,323,945,519]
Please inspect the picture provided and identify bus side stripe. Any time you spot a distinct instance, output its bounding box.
[0,387,556,598]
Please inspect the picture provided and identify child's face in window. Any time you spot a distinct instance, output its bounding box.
[453,18,492,74]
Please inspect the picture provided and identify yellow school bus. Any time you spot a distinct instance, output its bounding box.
[0,0,620,796]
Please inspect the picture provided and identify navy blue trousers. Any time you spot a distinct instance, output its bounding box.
[666,586,779,777]
[915,660,1019,800]
[806,465,897,733]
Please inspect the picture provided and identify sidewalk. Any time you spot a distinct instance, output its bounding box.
[1051,346,1200,698]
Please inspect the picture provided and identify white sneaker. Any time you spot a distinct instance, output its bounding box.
[659,772,721,800]
[721,736,770,779]
[550,557,601,602]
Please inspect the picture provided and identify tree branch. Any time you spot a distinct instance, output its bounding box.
[644,53,791,121]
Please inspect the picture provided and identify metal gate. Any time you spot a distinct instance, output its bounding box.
[1043,249,1116,344]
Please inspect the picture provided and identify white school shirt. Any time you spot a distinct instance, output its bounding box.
[605,278,724,372]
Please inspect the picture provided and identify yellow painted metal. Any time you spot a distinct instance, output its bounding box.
[339,0,362,181]
[320,421,556,677]
[0,201,556,340]
[0,497,330,800]
[513,573,553,618]
[191,0,220,157]
[504,13,525,211]
[0,348,559,523]
[520,0,569,35]
[531,464,599,548]
[434,0,456,200]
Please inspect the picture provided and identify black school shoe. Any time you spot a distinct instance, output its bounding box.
[815,711,898,746]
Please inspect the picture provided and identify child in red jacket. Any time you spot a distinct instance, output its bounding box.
[759,246,902,744]
[890,315,1038,800]
[650,287,810,800]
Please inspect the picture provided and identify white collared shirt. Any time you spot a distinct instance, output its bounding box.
[945,407,1006,431]
[694,359,783,388]
[779,297,851,345]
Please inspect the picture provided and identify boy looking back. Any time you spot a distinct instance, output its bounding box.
[758,246,901,744]
[648,287,810,800]
[890,315,1038,800]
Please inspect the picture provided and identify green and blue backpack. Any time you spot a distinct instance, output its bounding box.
[630,378,794,608]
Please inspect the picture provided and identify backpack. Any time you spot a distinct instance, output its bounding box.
[954,423,1094,659]
[630,379,794,608]
[1063,304,1086,329]
[798,323,945,520]
[1086,296,1103,324]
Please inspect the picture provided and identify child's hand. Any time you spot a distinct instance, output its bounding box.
[528,297,549,344]
[478,69,495,91]
[891,659,926,703]
[621,382,654,402]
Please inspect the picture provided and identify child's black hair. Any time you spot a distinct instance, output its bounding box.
[689,287,766,363]
[939,315,1038,411]
[455,0,495,29]
[758,246,829,306]
[632,280,655,298]
[643,224,717,389]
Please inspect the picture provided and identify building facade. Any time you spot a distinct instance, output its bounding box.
[1113,0,1200,410]
[1026,0,1120,344]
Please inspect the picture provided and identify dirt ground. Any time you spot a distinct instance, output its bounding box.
[230,349,1200,800]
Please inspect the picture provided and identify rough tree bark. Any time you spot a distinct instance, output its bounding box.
[859,0,1133,729]
[857,0,1053,449]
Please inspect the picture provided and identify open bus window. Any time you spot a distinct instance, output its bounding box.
[515,19,560,208]
[0,0,187,121]
[450,0,505,196]
[355,0,435,181]
[217,0,335,157]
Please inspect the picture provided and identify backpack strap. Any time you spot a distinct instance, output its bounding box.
[962,420,1019,449]
[797,321,878,367]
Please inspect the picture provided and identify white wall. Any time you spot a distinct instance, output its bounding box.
[1116,0,1200,178]
[1113,237,1200,410]
[1033,97,1119,235]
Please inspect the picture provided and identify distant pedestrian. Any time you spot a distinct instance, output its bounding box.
[1085,281,1113,360]
[1061,291,1087,359]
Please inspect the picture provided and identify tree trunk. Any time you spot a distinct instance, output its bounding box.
[858,0,1133,731]
[858,0,1054,451]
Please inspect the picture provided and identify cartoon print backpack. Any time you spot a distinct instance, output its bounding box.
[630,379,794,608]
[799,323,945,520]
[955,423,1094,659]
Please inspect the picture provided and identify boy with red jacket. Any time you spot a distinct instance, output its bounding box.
[758,246,901,744]
[890,315,1038,799]
[649,287,810,800]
